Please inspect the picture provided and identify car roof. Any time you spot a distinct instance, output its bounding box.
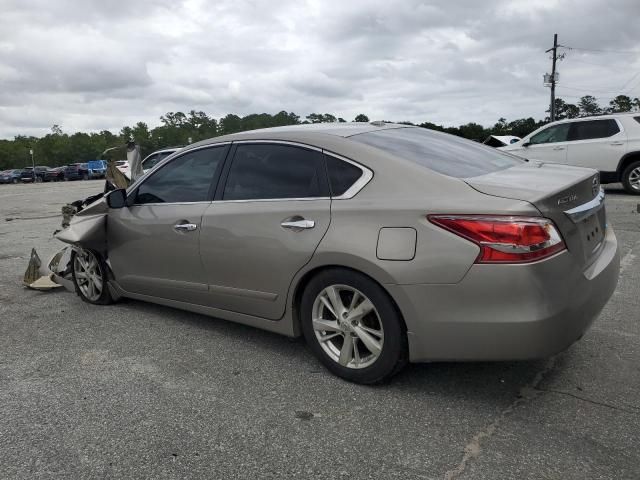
[227,121,402,138]
[186,122,412,151]
[548,111,640,126]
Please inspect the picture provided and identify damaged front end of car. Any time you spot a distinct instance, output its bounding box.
[24,142,143,296]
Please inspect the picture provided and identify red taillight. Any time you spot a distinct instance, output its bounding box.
[428,215,566,264]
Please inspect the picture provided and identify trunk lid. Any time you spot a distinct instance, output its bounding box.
[465,162,605,267]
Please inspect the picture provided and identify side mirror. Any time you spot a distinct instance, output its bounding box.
[106,189,127,209]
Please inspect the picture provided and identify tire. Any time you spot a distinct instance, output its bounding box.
[71,249,114,305]
[300,268,408,384]
[82,174,89,180]
[621,160,640,195]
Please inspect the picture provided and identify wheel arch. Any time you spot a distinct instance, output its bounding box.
[617,151,640,177]
[289,262,408,338]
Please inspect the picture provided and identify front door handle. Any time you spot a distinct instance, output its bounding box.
[552,146,565,151]
[281,218,315,231]
[610,141,624,146]
[173,223,198,232]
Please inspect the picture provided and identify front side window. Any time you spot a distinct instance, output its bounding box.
[528,124,571,145]
[568,119,620,141]
[223,144,326,200]
[134,146,226,204]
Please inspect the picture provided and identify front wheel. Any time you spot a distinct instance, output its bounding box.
[300,269,408,384]
[71,249,114,305]
[621,160,640,195]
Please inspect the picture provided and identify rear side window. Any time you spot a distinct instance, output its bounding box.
[223,144,327,200]
[350,127,522,178]
[326,155,363,196]
[134,146,226,204]
[568,119,620,141]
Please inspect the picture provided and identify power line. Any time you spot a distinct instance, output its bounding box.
[622,72,640,92]
[557,85,628,95]
[559,45,640,55]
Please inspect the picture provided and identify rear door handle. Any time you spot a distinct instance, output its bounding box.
[173,223,198,232]
[281,219,315,230]
[552,146,565,151]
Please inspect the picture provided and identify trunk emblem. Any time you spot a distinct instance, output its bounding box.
[592,176,600,196]
[557,193,578,206]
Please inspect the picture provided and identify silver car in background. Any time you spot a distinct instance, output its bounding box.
[60,123,620,384]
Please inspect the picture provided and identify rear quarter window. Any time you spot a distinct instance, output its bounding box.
[350,127,522,178]
[325,155,363,196]
[568,119,620,141]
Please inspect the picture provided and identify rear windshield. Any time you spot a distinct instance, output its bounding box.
[350,127,523,178]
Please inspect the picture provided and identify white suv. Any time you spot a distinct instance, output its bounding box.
[500,113,640,194]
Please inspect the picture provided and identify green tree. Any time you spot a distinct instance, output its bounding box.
[609,95,634,113]
[548,99,579,120]
[578,95,602,117]
[457,123,486,141]
[353,114,369,122]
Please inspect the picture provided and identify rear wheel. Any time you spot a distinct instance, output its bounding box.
[301,269,407,384]
[71,249,113,305]
[621,160,640,195]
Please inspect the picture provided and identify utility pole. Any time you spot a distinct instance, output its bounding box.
[545,33,559,122]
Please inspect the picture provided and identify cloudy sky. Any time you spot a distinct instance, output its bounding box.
[1,0,639,138]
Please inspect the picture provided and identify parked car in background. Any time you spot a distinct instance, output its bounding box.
[500,113,640,194]
[20,166,48,182]
[64,163,89,181]
[0,169,23,184]
[61,123,619,384]
[87,160,107,179]
[483,135,521,147]
[44,167,65,182]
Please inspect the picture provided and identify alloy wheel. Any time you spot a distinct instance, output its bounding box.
[629,166,640,191]
[312,285,384,369]
[73,250,103,302]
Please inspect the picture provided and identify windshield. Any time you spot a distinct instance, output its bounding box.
[350,127,523,178]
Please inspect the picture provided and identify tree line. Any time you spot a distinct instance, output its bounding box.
[1,94,639,170]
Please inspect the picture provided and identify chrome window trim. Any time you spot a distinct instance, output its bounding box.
[232,139,323,152]
[128,139,373,205]
[322,151,373,200]
[564,188,605,223]
[130,201,214,207]
[215,197,331,204]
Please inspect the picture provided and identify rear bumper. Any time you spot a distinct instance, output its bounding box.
[388,226,620,362]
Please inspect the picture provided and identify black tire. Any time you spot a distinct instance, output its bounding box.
[621,160,640,195]
[71,249,114,305]
[300,268,408,384]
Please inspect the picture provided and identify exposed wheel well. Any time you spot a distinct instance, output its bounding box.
[291,265,407,336]
[618,152,640,177]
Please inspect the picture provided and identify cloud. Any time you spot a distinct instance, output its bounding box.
[0,0,639,138]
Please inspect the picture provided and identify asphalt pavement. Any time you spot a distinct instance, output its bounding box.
[0,180,638,479]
